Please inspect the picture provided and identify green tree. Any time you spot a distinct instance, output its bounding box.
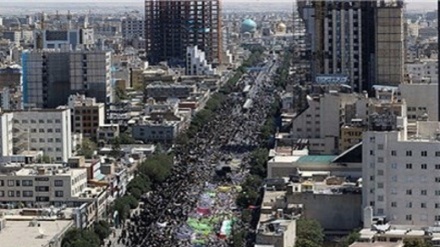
[62,228,100,247]
[138,153,173,183]
[113,198,130,222]
[118,133,136,144]
[93,220,111,244]
[110,137,122,158]
[249,148,269,177]
[123,195,139,209]
[127,174,151,195]
[77,138,97,159]
[403,239,433,247]
[338,231,361,247]
[37,154,52,163]
[296,219,324,247]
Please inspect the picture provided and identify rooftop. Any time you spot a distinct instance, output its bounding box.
[349,242,403,247]
[0,219,73,247]
[296,155,337,164]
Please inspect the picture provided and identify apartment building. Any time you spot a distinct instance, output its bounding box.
[22,49,112,108]
[359,115,440,226]
[290,91,359,154]
[68,94,105,138]
[145,83,196,101]
[406,59,438,84]
[186,46,216,76]
[0,112,13,157]
[121,18,145,39]
[0,164,87,207]
[10,108,72,162]
[132,120,180,143]
[34,28,94,50]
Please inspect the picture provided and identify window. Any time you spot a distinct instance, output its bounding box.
[7,180,14,187]
[370,150,374,155]
[421,203,427,208]
[23,191,33,197]
[370,137,375,143]
[378,144,384,150]
[406,202,413,208]
[16,191,20,197]
[55,119,61,124]
[0,191,3,197]
[54,180,63,187]
[378,183,384,189]
[35,186,49,192]
[391,202,397,207]
[421,190,427,195]
[436,177,440,183]
[406,215,412,221]
[391,163,397,169]
[55,191,64,197]
[22,180,32,186]
[406,163,412,169]
[378,195,384,202]
[377,170,384,176]
[370,176,375,181]
[436,203,440,209]
[436,164,440,170]
[15,180,20,186]
[55,129,61,133]
[391,150,396,156]
[436,151,440,157]
[8,191,14,197]
[436,190,440,196]
[377,157,384,163]
[406,151,412,156]
[47,129,53,133]
[436,215,440,221]
[377,208,384,215]
[0,180,3,186]
[406,189,412,195]
[47,119,52,123]
[421,164,427,169]
[421,151,427,157]
[39,129,44,133]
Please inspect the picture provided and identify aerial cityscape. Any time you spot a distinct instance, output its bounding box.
[0,0,438,247]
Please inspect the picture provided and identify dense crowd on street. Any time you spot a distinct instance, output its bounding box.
[115,58,279,247]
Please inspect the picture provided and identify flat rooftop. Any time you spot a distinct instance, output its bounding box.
[349,242,403,247]
[0,219,73,247]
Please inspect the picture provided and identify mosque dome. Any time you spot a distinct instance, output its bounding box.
[276,22,287,33]
[241,19,257,33]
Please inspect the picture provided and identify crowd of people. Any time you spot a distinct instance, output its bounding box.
[115,58,279,247]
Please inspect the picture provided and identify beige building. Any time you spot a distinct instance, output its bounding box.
[68,94,105,138]
[0,164,87,207]
[340,122,367,152]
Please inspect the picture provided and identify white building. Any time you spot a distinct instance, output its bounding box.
[406,59,438,84]
[0,164,87,207]
[0,112,13,157]
[121,18,144,39]
[290,92,359,154]
[186,46,216,76]
[11,108,72,162]
[360,117,440,226]
[399,83,438,123]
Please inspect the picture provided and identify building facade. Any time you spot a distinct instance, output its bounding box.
[68,94,105,138]
[11,108,72,162]
[144,0,222,65]
[22,50,112,108]
[121,18,145,39]
[186,45,216,76]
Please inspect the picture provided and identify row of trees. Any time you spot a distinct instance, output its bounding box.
[62,220,111,247]
[112,153,173,222]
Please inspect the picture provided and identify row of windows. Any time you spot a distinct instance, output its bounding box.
[390,201,440,209]
[0,190,33,197]
[30,138,63,144]
[0,179,64,187]
[14,119,61,124]
[29,128,62,133]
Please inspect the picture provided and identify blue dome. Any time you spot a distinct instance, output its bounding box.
[241,19,257,33]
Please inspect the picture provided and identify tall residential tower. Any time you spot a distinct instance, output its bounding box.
[144,0,222,65]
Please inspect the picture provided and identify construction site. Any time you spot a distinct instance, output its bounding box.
[144,0,222,65]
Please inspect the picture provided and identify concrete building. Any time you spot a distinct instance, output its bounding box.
[97,124,120,143]
[10,108,72,162]
[0,112,13,157]
[132,119,180,143]
[186,46,216,76]
[399,83,438,123]
[290,92,359,154]
[406,59,438,84]
[300,1,404,91]
[145,83,196,101]
[68,94,105,138]
[144,0,222,65]
[0,164,87,207]
[375,3,405,86]
[34,28,94,50]
[360,117,440,226]
[121,18,145,39]
[340,120,367,152]
[2,31,21,45]
[22,50,112,108]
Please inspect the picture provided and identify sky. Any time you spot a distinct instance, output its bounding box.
[0,0,437,11]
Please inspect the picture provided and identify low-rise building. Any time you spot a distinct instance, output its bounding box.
[132,119,180,143]
[68,94,105,138]
[97,124,120,143]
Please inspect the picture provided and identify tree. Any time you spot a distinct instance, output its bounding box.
[404,239,433,247]
[37,154,52,163]
[113,198,130,222]
[127,174,151,195]
[138,153,173,183]
[118,133,136,144]
[110,137,122,158]
[77,138,97,159]
[93,220,111,244]
[338,231,361,247]
[296,219,324,247]
[123,195,138,209]
[249,148,269,177]
[62,228,101,247]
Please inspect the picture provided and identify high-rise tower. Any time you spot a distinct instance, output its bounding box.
[145,0,222,65]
